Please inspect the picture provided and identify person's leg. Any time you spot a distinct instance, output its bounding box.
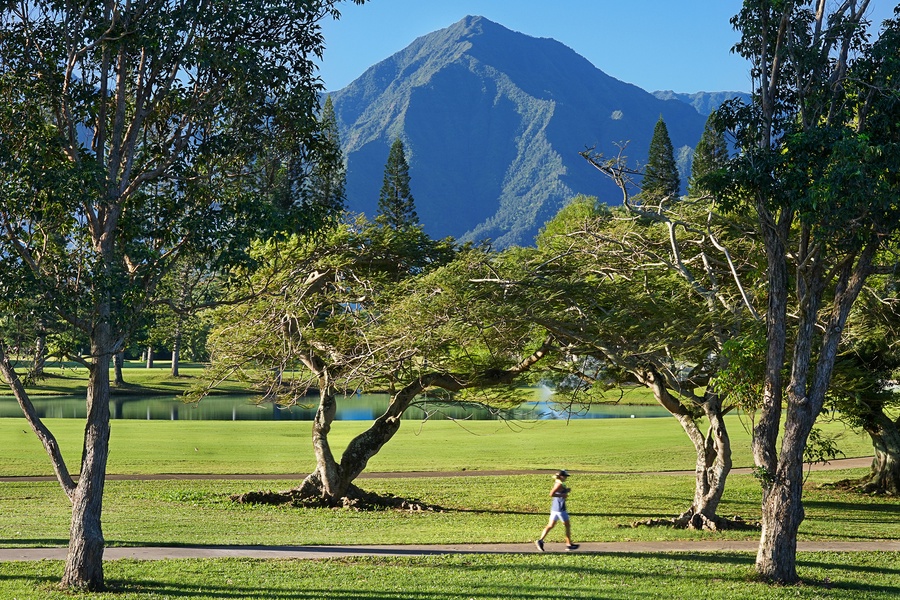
[539,518,556,540]
[563,519,573,545]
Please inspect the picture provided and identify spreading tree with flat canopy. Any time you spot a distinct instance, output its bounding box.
[201,219,552,504]
[0,0,366,590]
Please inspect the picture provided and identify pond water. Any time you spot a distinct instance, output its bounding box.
[0,393,671,421]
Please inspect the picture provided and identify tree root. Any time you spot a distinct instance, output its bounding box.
[628,514,760,531]
[823,476,898,496]
[230,485,446,512]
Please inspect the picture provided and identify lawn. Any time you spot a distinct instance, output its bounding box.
[0,414,874,476]
[0,392,895,599]
[2,553,899,600]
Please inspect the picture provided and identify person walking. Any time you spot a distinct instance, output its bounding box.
[535,470,579,551]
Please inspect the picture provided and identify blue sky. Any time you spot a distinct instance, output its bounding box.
[318,1,896,94]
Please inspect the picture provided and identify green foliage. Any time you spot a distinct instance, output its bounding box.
[804,427,846,467]
[201,217,484,405]
[377,138,419,230]
[0,1,359,358]
[712,331,768,413]
[641,116,681,202]
[688,112,729,197]
[304,95,347,216]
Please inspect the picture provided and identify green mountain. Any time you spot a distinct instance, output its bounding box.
[331,16,710,247]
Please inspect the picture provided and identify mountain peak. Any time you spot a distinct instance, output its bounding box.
[331,19,709,247]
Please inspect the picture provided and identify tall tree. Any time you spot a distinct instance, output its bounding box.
[306,95,347,215]
[720,1,900,584]
[377,138,418,229]
[641,116,681,202]
[0,0,365,590]
[688,113,729,197]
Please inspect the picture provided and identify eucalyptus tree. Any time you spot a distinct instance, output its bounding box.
[719,1,900,583]
[0,0,365,590]
[202,220,551,502]
[510,185,763,530]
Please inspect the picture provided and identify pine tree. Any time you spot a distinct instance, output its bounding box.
[377,138,418,229]
[642,116,680,202]
[688,113,728,197]
[307,95,346,214]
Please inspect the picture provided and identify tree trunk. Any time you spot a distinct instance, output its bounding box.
[675,396,733,530]
[32,332,47,376]
[645,371,733,529]
[861,412,900,495]
[113,350,125,386]
[145,346,153,369]
[303,382,348,499]
[61,333,112,591]
[295,344,551,502]
[170,323,181,377]
[755,403,811,584]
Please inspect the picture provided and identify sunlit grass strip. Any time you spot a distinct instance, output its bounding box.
[0,416,874,477]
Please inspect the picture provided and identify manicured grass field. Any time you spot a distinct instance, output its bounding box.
[0,391,895,599]
[1,469,897,549]
[2,553,899,600]
[0,414,874,476]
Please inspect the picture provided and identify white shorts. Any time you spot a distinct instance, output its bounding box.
[549,510,570,523]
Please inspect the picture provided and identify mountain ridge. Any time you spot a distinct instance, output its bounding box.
[330,16,725,247]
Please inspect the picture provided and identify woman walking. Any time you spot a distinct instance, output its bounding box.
[535,470,579,551]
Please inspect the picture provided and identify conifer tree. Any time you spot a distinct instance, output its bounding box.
[688,113,728,197]
[306,95,346,214]
[642,116,680,202]
[377,138,418,229]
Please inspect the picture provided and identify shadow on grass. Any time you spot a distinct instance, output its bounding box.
[804,498,900,517]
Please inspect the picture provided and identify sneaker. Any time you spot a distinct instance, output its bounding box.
[535,539,544,551]
[566,544,579,551]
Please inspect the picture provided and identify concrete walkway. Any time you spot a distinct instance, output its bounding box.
[2,540,898,562]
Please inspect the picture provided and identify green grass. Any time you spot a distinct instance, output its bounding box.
[1,553,899,599]
[1,470,896,549]
[0,407,892,598]
[0,415,875,476]
[11,361,247,396]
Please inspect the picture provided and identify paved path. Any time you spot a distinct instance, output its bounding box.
[3,540,899,562]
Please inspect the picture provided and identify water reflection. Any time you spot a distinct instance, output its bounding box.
[0,393,671,421]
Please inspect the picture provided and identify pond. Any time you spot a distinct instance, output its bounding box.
[0,393,671,421]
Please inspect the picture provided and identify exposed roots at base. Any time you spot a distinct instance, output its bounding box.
[823,477,898,496]
[230,485,447,512]
[627,514,760,531]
